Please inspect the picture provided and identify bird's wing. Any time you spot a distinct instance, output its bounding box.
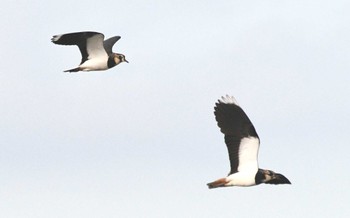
[51,31,107,64]
[214,95,260,175]
[264,173,291,184]
[103,36,121,55]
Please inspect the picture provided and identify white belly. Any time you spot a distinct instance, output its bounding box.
[79,57,108,71]
[226,170,258,187]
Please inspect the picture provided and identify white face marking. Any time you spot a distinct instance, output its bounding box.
[86,34,108,59]
[237,137,260,173]
[114,54,128,65]
[114,56,121,65]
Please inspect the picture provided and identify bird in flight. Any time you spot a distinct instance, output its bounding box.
[207,95,291,188]
[51,31,128,72]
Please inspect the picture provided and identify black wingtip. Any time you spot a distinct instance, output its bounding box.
[265,173,291,185]
[63,67,80,73]
[277,173,291,184]
[207,183,214,189]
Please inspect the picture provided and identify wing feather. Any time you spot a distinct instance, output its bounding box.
[214,95,259,174]
[51,31,106,64]
[103,36,121,55]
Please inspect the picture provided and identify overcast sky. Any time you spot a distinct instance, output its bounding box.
[1,0,349,217]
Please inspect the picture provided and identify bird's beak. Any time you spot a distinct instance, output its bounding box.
[125,59,129,63]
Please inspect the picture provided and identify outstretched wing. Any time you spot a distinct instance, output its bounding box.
[103,36,121,55]
[214,95,260,175]
[51,31,106,64]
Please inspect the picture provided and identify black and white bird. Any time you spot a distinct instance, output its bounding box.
[51,31,128,72]
[207,95,291,188]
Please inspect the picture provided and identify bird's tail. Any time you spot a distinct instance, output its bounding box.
[64,67,81,73]
[207,178,227,189]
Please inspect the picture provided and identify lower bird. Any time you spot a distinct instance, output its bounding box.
[51,31,128,72]
[207,95,291,188]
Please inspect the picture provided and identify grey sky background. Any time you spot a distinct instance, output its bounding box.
[1,0,349,217]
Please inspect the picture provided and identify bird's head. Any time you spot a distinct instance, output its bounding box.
[114,53,128,64]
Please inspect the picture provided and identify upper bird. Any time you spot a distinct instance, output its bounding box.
[207,95,291,189]
[51,31,128,72]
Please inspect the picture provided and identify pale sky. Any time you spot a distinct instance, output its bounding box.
[1,0,349,217]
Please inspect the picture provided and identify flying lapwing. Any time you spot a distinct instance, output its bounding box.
[207,95,291,188]
[51,31,128,72]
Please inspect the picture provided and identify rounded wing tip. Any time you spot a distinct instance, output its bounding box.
[51,35,61,43]
[218,95,239,105]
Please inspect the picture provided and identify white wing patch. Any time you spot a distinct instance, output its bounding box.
[237,137,259,173]
[219,95,239,105]
[51,34,62,42]
[86,34,108,60]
